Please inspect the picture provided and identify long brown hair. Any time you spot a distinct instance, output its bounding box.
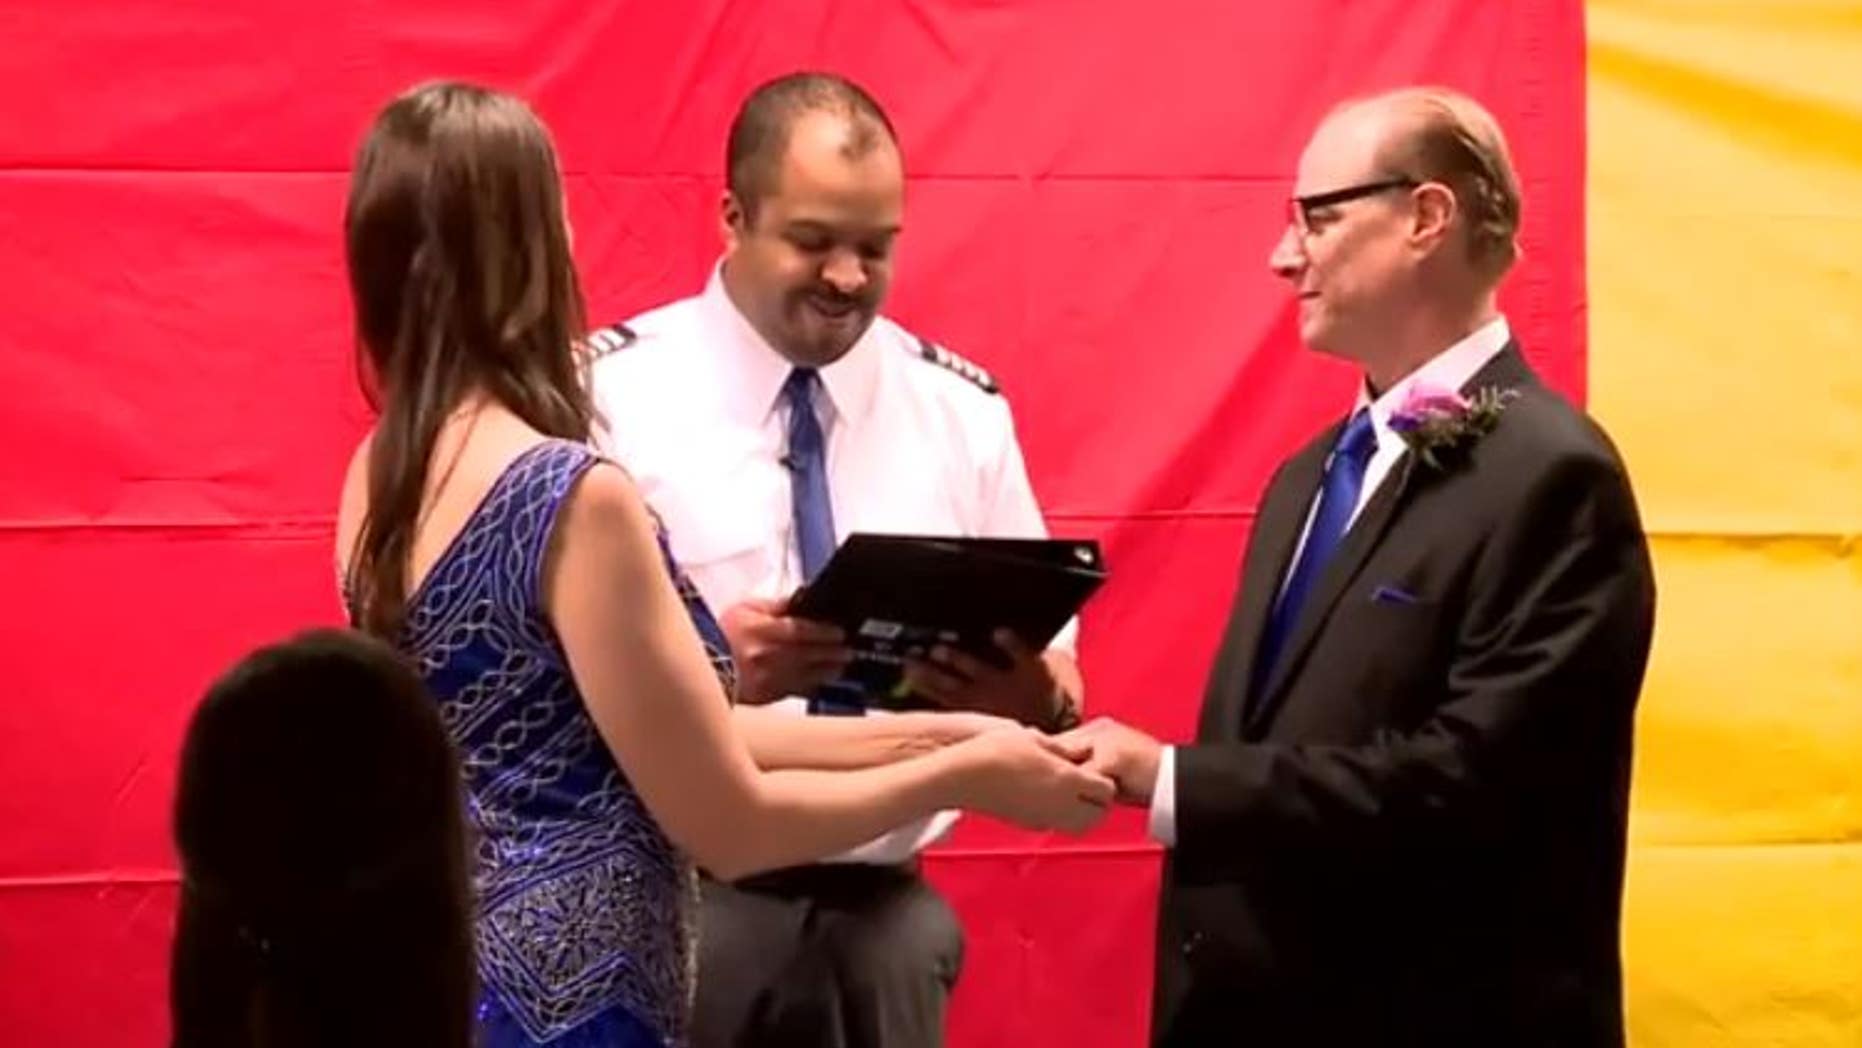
[344,81,593,638]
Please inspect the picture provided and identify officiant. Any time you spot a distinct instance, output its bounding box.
[589,71,1082,1048]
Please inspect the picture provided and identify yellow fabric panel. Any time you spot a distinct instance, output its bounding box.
[1632,538,1862,847]
[1625,844,1862,1047]
[1588,0,1862,534]
[1588,2,1862,1045]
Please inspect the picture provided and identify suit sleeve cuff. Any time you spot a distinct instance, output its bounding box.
[1148,745,1178,847]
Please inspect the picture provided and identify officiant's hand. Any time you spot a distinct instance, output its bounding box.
[1059,717,1163,806]
[904,630,1075,728]
[719,597,852,705]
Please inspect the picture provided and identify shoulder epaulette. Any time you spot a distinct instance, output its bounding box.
[911,335,999,395]
[587,322,637,358]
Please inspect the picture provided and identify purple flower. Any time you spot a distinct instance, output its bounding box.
[1390,384,1471,432]
[1386,383,1518,468]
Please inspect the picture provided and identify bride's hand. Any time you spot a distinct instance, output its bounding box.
[947,727,1114,834]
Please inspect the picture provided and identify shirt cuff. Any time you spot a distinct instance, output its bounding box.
[1148,745,1177,847]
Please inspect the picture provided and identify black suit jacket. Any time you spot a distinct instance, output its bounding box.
[1153,347,1656,1047]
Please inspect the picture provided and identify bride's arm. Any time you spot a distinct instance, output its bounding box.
[731,705,1013,771]
[546,463,1113,880]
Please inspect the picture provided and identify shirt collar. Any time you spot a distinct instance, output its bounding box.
[1356,315,1512,446]
[701,261,883,431]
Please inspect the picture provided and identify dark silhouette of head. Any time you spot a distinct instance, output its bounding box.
[170,628,474,1047]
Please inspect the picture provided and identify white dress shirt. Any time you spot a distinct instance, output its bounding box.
[1148,316,1513,846]
[591,265,1076,863]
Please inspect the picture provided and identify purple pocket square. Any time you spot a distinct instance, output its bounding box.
[1370,584,1420,606]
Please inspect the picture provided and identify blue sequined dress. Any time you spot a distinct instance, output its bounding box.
[395,440,734,1046]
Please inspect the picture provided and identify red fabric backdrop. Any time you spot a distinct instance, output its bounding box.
[0,2,1583,1043]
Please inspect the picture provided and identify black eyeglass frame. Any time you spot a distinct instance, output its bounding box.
[1288,177,1421,232]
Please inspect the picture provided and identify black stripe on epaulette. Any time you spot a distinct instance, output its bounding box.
[588,323,637,358]
[913,335,999,395]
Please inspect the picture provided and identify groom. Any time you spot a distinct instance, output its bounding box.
[1073,88,1656,1045]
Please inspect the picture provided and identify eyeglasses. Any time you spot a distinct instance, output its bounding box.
[1287,177,1419,235]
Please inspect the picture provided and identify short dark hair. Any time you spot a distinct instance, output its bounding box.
[170,628,475,1048]
[725,72,899,221]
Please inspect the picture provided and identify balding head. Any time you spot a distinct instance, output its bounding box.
[717,73,906,367]
[1334,87,1522,279]
[726,72,899,225]
[1269,87,1519,384]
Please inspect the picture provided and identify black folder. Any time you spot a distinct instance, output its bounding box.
[787,533,1107,710]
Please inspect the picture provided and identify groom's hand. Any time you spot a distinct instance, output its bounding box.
[1059,717,1163,805]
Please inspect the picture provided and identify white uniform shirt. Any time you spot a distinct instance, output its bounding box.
[591,265,1076,863]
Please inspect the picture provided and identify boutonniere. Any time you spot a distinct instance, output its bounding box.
[1388,384,1519,469]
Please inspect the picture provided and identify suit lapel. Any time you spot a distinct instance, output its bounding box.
[1212,429,1335,737]
[1246,449,1420,733]
[1240,341,1541,734]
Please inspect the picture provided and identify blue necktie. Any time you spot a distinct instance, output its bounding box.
[782,368,837,582]
[1256,409,1378,688]
[782,369,862,714]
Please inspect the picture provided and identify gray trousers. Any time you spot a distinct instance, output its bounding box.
[691,863,963,1048]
